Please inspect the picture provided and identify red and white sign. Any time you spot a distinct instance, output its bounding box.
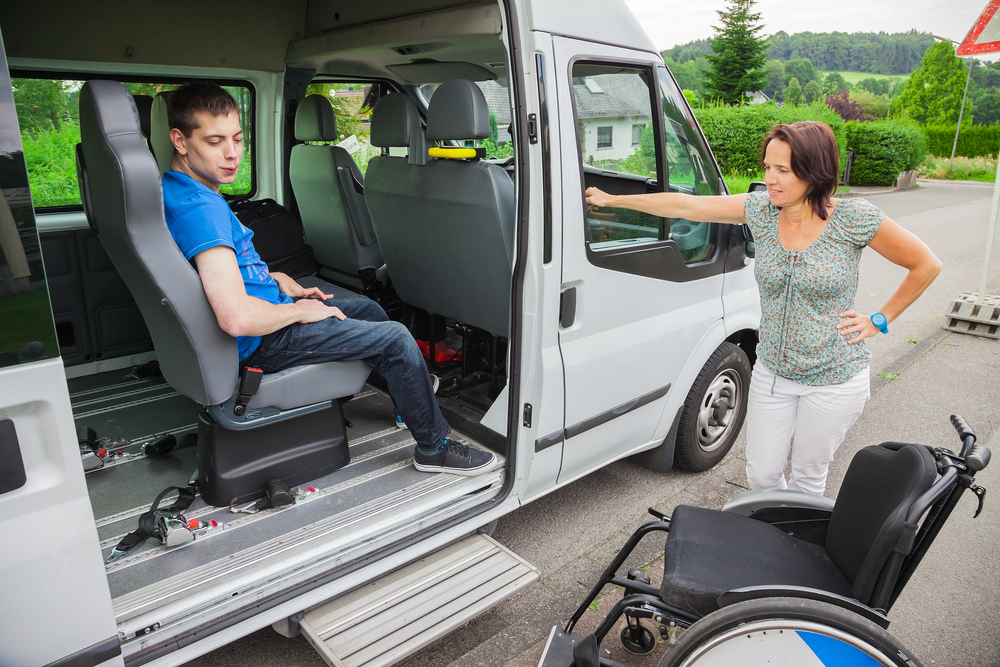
[958,0,1000,55]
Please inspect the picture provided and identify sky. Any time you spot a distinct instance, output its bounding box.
[622,0,994,53]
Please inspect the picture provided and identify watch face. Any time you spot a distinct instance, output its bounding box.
[872,313,886,326]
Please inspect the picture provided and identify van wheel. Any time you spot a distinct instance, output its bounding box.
[674,342,750,472]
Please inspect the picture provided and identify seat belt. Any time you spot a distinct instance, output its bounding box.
[234,366,263,416]
[105,485,198,564]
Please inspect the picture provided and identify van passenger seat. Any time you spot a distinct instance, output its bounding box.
[290,95,384,291]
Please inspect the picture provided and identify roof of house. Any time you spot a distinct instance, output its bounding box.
[573,74,651,120]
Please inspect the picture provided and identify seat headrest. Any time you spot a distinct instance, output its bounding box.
[150,91,175,174]
[370,93,421,148]
[132,94,153,140]
[295,94,338,142]
[425,79,490,142]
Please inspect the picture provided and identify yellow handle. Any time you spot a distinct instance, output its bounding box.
[428,146,479,159]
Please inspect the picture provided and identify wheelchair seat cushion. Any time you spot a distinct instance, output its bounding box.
[661,505,853,617]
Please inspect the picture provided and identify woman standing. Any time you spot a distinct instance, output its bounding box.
[585,121,941,495]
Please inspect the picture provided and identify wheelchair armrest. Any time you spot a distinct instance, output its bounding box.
[718,585,890,629]
[722,489,835,517]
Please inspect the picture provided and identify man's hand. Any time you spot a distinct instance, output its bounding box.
[585,187,616,209]
[271,272,332,300]
[295,299,346,324]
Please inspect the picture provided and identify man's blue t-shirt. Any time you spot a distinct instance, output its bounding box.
[162,170,293,361]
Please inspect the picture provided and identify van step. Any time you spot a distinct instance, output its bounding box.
[300,534,539,667]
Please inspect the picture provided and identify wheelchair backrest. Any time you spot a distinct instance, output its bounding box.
[825,443,937,605]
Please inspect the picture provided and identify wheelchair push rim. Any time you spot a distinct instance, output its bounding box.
[658,598,923,667]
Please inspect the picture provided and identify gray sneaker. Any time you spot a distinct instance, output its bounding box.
[413,438,497,476]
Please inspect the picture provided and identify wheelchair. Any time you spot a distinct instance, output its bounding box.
[538,415,991,667]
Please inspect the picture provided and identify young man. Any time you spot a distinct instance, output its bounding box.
[161,82,495,476]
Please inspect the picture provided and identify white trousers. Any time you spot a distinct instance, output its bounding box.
[745,360,871,495]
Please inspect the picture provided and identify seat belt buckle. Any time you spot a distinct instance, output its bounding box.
[155,511,195,547]
[234,366,263,416]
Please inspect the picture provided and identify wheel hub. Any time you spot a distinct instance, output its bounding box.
[696,371,742,452]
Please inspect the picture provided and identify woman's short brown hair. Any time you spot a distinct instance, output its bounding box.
[761,121,839,220]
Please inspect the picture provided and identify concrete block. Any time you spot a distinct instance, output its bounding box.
[943,292,1000,339]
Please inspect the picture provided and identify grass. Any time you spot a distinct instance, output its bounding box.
[724,171,764,194]
[0,287,59,361]
[918,155,997,182]
[819,70,909,86]
[876,372,900,381]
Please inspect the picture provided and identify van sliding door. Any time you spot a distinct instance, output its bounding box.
[0,32,122,667]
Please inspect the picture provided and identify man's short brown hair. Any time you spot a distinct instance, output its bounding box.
[167,82,240,138]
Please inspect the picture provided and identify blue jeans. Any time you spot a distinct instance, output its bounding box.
[244,298,449,449]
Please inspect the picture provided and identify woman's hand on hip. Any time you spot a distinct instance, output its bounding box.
[836,310,879,343]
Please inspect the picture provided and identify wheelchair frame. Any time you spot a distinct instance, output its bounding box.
[541,415,990,667]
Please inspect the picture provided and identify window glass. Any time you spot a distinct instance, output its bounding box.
[416,80,514,160]
[571,64,661,250]
[12,78,254,208]
[0,70,59,366]
[658,67,721,264]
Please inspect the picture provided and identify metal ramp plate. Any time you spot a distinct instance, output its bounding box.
[300,534,539,667]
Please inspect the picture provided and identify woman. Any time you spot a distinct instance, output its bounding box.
[585,121,941,495]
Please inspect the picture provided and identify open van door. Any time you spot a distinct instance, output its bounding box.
[550,36,731,483]
[0,31,122,667]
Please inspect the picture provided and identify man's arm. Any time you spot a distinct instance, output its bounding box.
[193,246,344,337]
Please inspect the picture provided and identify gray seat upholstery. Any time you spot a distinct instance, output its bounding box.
[149,90,174,174]
[76,80,370,424]
[365,81,515,337]
[290,94,383,289]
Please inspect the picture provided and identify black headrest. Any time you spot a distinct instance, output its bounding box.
[295,94,338,142]
[425,79,490,142]
[370,93,421,148]
[132,94,153,140]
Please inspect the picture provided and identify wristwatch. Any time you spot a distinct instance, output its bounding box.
[870,312,889,334]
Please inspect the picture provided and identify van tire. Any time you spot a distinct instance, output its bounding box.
[674,342,750,472]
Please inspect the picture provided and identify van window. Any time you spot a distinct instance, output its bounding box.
[0,73,59,366]
[657,66,722,264]
[12,77,254,209]
[570,63,662,250]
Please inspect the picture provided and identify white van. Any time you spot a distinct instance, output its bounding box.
[0,2,760,666]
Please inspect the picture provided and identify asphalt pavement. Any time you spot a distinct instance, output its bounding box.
[184,179,1000,667]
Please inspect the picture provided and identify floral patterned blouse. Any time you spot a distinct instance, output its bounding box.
[744,191,884,386]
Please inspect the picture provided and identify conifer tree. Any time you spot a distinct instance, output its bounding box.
[784,77,803,106]
[704,0,768,105]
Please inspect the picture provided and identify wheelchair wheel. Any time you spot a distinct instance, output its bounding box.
[657,598,923,667]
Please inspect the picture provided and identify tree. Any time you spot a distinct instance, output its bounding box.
[803,80,822,104]
[783,58,819,87]
[823,72,850,95]
[784,77,803,106]
[972,90,1000,126]
[305,83,370,138]
[826,91,874,122]
[762,60,787,101]
[893,41,966,125]
[857,77,890,96]
[12,78,77,134]
[704,0,769,104]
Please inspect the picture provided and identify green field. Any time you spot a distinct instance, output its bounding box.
[819,70,909,85]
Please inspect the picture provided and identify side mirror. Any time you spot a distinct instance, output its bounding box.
[740,182,765,259]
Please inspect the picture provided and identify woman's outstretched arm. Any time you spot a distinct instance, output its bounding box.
[584,187,749,225]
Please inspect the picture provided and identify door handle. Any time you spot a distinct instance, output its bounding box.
[560,287,577,328]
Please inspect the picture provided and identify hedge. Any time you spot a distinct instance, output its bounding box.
[845,120,926,186]
[923,124,1000,158]
[693,102,846,175]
